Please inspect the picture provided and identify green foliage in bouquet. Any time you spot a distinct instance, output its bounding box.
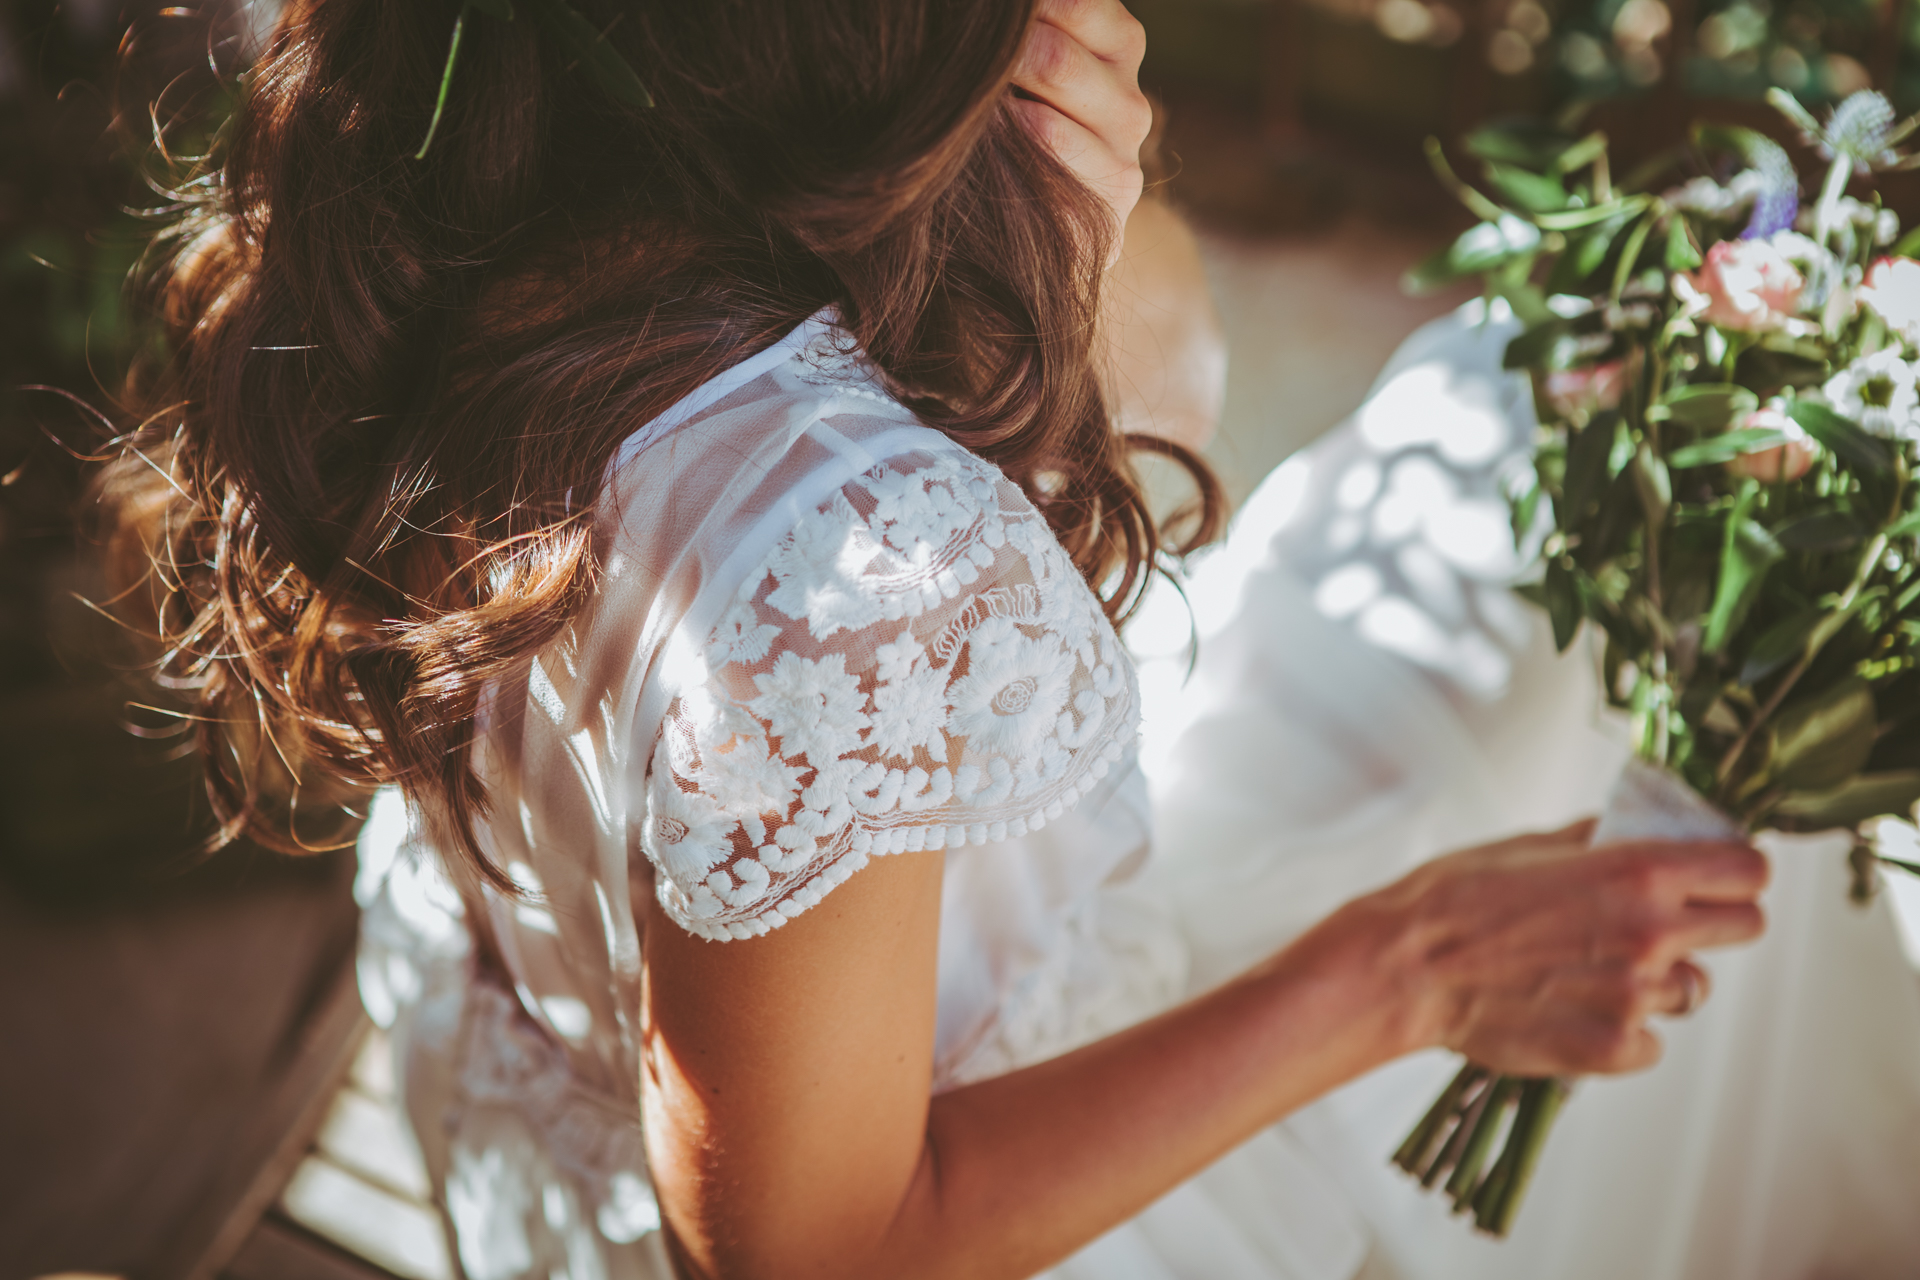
[1393,87,1920,1236]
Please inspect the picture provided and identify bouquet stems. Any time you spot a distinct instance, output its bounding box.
[1392,1062,1570,1235]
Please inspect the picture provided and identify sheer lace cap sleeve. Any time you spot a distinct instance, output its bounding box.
[642,446,1139,940]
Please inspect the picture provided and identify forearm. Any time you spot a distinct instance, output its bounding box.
[868,893,1424,1280]
[647,822,1764,1279]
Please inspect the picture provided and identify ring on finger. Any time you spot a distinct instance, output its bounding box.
[1673,960,1706,1016]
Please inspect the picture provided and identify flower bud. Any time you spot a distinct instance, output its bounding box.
[1681,238,1807,332]
[1543,359,1627,418]
[1725,407,1815,482]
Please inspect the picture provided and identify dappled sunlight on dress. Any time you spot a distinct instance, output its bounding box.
[1138,299,1920,1280]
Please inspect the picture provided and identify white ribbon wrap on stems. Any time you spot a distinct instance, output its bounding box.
[1591,756,1744,848]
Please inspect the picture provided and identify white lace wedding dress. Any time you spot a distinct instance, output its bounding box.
[356,304,1920,1280]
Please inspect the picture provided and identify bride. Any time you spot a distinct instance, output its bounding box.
[107,2,1773,1276]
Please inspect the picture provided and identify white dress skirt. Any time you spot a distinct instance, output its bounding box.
[356,303,1920,1280]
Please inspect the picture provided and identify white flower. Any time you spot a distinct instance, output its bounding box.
[1861,257,1920,346]
[793,755,866,836]
[644,781,736,887]
[1767,229,1827,272]
[711,599,780,666]
[677,688,762,761]
[1664,170,1768,217]
[1028,544,1099,664]
[698,731,804,817]
[946,617,1073,760]
[749,651,870,761]
[873,627,923,683]
[1824,347,1920,439]
[867,466,974,553]
[1014,735,1074,797]
[764,492,887,639]
[1798,195,1890,236]
[869,660,951,761]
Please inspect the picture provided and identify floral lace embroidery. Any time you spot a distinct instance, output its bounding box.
[643,448,1138,940]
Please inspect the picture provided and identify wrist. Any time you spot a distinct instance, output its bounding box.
[1284,875,1449,1066]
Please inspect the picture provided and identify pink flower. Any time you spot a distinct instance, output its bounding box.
[1726,407,1816,482]
[1680,239,1806,333]
[1543,359,1628,418]
[1860,257,1920,345]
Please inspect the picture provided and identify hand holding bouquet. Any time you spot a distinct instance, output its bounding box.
[1393,88,1920,1235]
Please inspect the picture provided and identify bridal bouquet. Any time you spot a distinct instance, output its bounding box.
[1392,89,1920,1235]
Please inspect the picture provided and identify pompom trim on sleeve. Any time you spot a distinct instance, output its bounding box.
[639,445,1141,942]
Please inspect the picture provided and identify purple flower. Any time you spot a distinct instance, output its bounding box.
[1739,134,1800,239]
[1742,186,1799,239]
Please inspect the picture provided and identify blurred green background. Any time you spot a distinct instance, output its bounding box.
[6,0,1920,894]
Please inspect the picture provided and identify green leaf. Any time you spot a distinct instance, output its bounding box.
[1893,226,1920,260]
[1559,411,1620,529]
[1485,163,1571,213]
[1631,444,1671,524]
[1704,482,1784,652]
[1883,508,1920,541]
[1656,383,1757,433]
[1663,216,1702,271]
[1774,770,1920,827]
[1575,564,1639,650]
[1609,213,1655,306]
[1492,275,1553,326]
[1551,131,1609,176]
[531,0,654,108]
[1534,195,1651,231]
[1463,120,1578,170]
[1787,398,1894,471]
[1544,560,1582,651]
[1669,426,1791,469]
[413,6,471,160]
[1766,87,1826,139]
[1739,606,1823,684]
[1510,477,1544,547]
[1775,510,1865,553]
[1402,246,1460,294]
[1545,221,1620,291]
[1740,347,1828,397]
[1771,675,1876,791]
[1879,851,1920,878]
[1503,319,1575,371]
[1404,216,1543,293]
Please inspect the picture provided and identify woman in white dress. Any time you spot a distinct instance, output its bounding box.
[107,2,1768,1277]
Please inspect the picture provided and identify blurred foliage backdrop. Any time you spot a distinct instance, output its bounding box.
[6,0,1920,892]
[0,1,257,893]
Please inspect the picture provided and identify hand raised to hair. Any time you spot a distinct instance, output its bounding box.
[1010,0,1152,263]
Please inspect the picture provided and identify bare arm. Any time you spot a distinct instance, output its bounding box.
[642,822,1766,1280]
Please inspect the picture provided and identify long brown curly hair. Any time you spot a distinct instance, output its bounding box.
[100,0,1225,889]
